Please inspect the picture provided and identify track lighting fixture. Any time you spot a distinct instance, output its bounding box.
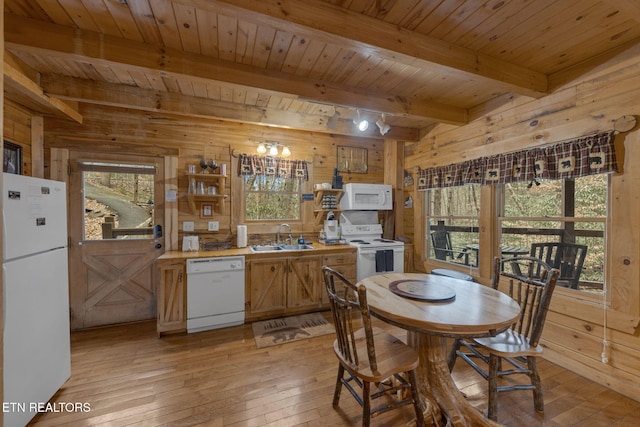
[326,110,340,129]
[353,109,369,132]
[375,114,391,135]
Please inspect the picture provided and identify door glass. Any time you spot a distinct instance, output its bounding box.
[82,162,155,240]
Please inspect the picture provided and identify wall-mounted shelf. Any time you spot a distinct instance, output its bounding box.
[313,189,343,226]
[185,173,227,215]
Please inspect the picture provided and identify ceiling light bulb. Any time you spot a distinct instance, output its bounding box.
[269,145,278,156]
[257,143,266,154]
[281,146,291,157]
[353,109,368,132]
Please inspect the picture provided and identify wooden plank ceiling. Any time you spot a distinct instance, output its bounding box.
[4,0,640,141]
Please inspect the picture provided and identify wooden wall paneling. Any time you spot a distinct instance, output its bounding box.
[3,100,32,176]
[42,105,386,246]
[610,131,640,316]
[407,47,640,403]
[31,114,43,177]
[164,155,179,252]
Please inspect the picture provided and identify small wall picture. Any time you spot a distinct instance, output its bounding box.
[201,204,213,218]
[337,146,368,173]
[3,141,22,174]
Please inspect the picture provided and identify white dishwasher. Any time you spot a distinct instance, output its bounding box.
[186,256,245,333]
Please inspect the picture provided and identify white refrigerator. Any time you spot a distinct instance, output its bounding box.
[2,173,71,427]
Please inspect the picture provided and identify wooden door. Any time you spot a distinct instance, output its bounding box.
[68,152,165,330]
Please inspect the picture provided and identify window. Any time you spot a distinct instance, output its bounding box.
[244,175,301,221]
[81,162,155,240]
[500,175,606,293]
[426,184,481,267]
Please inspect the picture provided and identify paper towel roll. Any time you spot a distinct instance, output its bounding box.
[237,225,247,248]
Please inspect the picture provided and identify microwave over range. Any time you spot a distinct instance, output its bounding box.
[339,183,393,211]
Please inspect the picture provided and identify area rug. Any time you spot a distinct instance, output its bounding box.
[252,312,335,348]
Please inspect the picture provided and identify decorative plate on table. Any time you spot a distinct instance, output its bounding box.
[389,279,456,302]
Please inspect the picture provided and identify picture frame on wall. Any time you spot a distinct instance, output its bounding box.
[337,145,368,173]
[3,141,22,175]
[201,204,213,218]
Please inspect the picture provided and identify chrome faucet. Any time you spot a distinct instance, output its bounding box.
[276,223,291,244]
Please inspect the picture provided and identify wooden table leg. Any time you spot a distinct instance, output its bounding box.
[407,331,502,427]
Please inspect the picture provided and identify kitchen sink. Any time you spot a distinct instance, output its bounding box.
[250,245,284,252]
[249,244,314,253]
[278,244,315,251]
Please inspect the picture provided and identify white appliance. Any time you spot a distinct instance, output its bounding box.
[340,211,404,282]
[182,235,199,251]
[186,256,245,333]
[2,173,71,427]
[340,183,393,211]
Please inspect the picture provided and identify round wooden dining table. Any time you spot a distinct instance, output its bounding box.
[360,273,521,427]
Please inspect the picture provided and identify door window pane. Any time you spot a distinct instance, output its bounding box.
[83,164,155,240]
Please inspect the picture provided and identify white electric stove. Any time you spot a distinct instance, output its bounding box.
[340,212,405,282]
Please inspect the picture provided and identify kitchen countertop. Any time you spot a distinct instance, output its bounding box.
[158,242,357,261]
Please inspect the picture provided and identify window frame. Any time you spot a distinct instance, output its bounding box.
[497,175,610,298]
[231,159,312,234]
[424,184,482,269]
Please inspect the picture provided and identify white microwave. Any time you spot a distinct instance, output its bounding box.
[340,183,393,210]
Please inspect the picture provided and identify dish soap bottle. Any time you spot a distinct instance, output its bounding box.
[298,235,305,245]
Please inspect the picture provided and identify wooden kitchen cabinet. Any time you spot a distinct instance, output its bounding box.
[157,259,187,336]
[320,252,357,306]
[287,255,323,310]
[246,253,328,321]
[246,257,288,320]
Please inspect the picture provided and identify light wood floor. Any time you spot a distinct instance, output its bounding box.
[29,313,640,427]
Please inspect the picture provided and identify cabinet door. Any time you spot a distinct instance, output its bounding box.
[287,255,322,310]
[157,260,186,336]
[321,252,357,306]
[247,258,287,319]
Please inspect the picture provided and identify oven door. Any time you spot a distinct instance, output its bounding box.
[356,246,405,282]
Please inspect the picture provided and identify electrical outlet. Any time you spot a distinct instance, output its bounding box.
[183,221,195,232]
[208,221,219,231]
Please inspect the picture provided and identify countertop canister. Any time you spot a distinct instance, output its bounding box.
[237,225,247,248]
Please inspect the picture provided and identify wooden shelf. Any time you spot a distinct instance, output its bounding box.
[313,189,343,226]
[185,173,227,215]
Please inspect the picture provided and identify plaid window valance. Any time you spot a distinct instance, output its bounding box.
[238,154,309,181]
[417,131,618,190]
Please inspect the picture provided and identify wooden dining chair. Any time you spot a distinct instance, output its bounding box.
[321,266,426,427]
[448,256,560,421]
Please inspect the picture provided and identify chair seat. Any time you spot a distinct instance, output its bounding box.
[334,327,420,383]
[473,329,544,358]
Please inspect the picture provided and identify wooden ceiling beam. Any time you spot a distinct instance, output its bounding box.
[194,0,548,97]
[5,15,467,126]
[3,55,83,124]
[40,75,421,141]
